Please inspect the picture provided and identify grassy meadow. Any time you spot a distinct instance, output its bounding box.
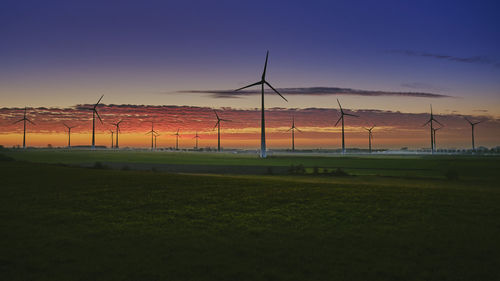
[1,150,499,280]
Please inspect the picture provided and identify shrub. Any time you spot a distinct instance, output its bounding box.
[267,167,274,175]
[332,168,349,177]
[92,162,108,169]
[313,166,319,175]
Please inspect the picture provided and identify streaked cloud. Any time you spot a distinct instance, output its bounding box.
[178,87,451,99]
[390,50,500,68]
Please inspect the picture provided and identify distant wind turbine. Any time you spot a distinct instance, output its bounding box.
[111,120,123,149]
[335,99,359,154]
[235,51,288,158]
[109,130,114,148]
[173,129,180,150]
[63,123,76,148]
[213,110,230,152]
[145,121,158,151]
[423,104,442,154]
[154,133,159,150]
[464,117,482,152]
[363,125,375,153]
[286,116,302,152]
[90,95,104,149]
[13,107,35,149]
[432,127,442,151]
[193,131,201,150]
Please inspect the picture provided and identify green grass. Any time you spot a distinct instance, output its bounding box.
[1,151,500,280]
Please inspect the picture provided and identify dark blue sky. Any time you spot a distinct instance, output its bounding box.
[1,0,499,114]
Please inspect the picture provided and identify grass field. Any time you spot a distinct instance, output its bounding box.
[1,150,500,280]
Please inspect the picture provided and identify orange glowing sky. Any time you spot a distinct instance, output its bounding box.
[1,104,498,149]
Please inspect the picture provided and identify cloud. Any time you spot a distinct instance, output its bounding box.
[401,82,447,92]
[178,87,451,99]
[389,50,500,68]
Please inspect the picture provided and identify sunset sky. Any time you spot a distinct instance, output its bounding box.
[1,0,499,149]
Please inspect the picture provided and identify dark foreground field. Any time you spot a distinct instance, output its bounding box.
[1,151,500,280]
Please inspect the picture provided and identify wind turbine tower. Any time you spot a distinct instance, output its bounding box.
[14,107,35,149]
[235,51,288,158]
[213,110,230,152]
[364,126,375,153]
[286,116,302,152]
[111,120,123,149]
[465,117,482,152]
[173,129,180,150]
[193,131,200,150]
[63,123,76,149]
[90,95,104,149]
[335,99,359,154]
[423,105,442,154]
[145,121,158,151]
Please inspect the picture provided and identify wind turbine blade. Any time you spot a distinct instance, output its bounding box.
[286,127,292,132]
[344,113,359,117]
[235,81,262,92]
[464,116,473,125]
[95,95,104,107]
[220,119,231,122]
[434,118,443,126]
[13,119,24,124]
[26,119,35,125]
[94,110,103,124]
[213,121,220,130]
[474,120,483,125]
[423,119,431,126]
[295,127,302,133]
[213,109,220,120]
[264,81,288,102]
[337,99,343,112]
[334,116,342,127]
[262,50,269,79]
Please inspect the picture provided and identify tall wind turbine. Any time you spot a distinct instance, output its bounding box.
[90,95,104,149]
[63,123,76,148]
[109,130,114,148]
[154,133,159,150]
[364,125,375,153]
[432,127,442,151]
[423,104,442,154]
[173,129,180,150]
[213,110,231,152]
[13,107,35,149]
[286,116,302,152]
[193,131,200,150]
[111,120,123,149]
[145,121,157,151]
[234,51,288,158]
[464,117,482,152]
[335,99,359,154]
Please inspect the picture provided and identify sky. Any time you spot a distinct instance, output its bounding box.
[1,0,499,148]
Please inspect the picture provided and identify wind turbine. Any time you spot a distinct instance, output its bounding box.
[109,130,114,149]
[193,131,201,150]
[111,120,123,149]
[335,99,359,154]
[173,129,180,150]
[286,116,302,152]
[13,107,35,149]
[432,126,442,151]
[213,110,231,152]
[90,95,104,149]
[234,51,288,158]
[154,133,159,150]
[464,117,482,152]
[145,121,157,151]
[63,123,76,148]
[423,104,442,154]
[363,125,375,153]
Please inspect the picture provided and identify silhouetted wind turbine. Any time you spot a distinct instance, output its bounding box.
[464,117,482,152]
[173,129,180,150]
[286,116,302,152]
[90,95,104,149]
[63,123,76,148]
[363,125,375,153]
[193,131,200,150]
[235,51,288,158]
[109,130,114,148]
[145,121,157,151]
[432,127,442,151]
[111,120,123,149]
[213,110,231,152]
[423,104,442,154]
[335,99,359,154]
[13,107,35,149]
